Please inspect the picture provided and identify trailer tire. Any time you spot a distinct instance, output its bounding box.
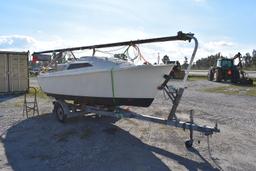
[54,103,67,123]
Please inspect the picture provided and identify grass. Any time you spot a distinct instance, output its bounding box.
[188,75,207,81]
[14,101,23,107]
[187,75,256,81]
[186,75,256,96]
[203,83,256,96]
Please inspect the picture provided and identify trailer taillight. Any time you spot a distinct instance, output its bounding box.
[227,69,232,75]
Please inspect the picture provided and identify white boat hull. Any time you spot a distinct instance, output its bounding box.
[38,64,173,107]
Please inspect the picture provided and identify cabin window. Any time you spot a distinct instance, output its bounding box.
[67,63,92,70]
[221,60,232,68]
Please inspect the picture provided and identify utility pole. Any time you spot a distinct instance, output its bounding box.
[157,52,160,64]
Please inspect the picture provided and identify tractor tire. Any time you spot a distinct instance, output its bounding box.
[207,69,214,81]
[215,68,222,82]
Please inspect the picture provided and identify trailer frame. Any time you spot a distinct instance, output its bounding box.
[52,99,219,148]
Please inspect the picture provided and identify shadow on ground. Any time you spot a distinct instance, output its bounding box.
[3,113,219,171]
[0,94,23,103]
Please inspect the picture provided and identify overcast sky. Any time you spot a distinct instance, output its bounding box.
[0,0,255,62]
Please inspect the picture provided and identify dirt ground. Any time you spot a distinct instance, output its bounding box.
[0,79,255,171]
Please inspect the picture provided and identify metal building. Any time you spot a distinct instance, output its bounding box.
[0,51,29,94]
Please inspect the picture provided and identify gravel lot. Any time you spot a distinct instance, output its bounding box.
[0,79,256,171]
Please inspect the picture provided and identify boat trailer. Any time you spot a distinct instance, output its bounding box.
[36,31,220,148]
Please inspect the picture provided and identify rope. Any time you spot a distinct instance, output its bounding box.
[123,45,136,61]
[110,67,116,105]
[95,49,114,55]
[98,46,127,53]
[91,44,149,64]
[123,44,149,63]
[133,44,148,63]
[94,46,127,55]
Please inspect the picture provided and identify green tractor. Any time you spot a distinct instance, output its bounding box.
[208,52,253,85]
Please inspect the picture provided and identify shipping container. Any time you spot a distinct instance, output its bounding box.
[0,51,29,94]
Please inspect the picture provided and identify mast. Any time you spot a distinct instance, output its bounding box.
[33,31,194,55]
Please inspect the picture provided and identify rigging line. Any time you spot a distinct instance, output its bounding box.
[125,45,141,62]
[134,44,148,63]
[121,44,149,63]
[123,45,131,55]
[130,44,147,63]
[131,45,139,61]
[123,45,133,61]
[70,51,77,60]
[95,49,115,55]
[98,46,128,52]
[95,45,130,55]
[134,45,142,61]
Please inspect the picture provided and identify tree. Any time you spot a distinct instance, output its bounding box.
[252,49,256,64]
[193,53,223,69]
[162,55,170,64]
[252,50,256,57]
[243,52,252,67]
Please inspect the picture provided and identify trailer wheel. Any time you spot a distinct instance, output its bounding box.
[54,103,67,123]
